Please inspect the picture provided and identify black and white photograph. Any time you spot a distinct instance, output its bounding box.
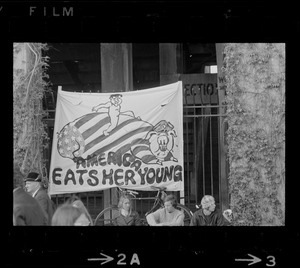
[13,42,285,227]
[5,0,299,267]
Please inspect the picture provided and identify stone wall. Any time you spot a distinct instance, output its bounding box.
[224,43,285,226]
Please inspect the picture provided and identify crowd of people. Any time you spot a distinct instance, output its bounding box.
[13,163,93,226]
[13,163,232,226]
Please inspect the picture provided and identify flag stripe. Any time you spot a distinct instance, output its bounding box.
[131,145,150,156]
[84,118,150,153]
[131,138,145,146]
[82,114,129,145]
[140,154,158,164]
[75,112,101,128]
[114,143,133,157]
[132,139,150,146]
[76,113,108,135]
[113,138,149,157]
[81,116,110,140]
[86,126,153,157]
[84,133,106,153]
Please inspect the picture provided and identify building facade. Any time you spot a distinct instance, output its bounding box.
[43,43,229,220]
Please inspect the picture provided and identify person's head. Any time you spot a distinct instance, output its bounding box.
[72,199,93,226]
[24,172,41,194]
[164,194,177,213]
[13,162,24,189]
[118,195,132,213]
[201,195,216,213]
[223,209,233,222]
[109,94,122,106]
[51,204,83,226]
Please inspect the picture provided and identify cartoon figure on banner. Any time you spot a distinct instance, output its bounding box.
[131,120,178,165]
[56,94,179,166]
[92,94,140,136]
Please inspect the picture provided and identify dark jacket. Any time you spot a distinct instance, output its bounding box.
[34,187,54,225]
[190,208,225,226]
[113,211,141,226]
[13,187,48,226]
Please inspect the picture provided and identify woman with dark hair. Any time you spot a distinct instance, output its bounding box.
[146,194,184,226]
[113,194,141,226]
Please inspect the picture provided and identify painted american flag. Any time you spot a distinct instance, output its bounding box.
[57,112,158,164]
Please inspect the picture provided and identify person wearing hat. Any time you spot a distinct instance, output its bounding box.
[190,195,226,226]
[24,172,54,225]
[13,163,48,226]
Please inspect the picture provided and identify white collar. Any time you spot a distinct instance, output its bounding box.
[32,186,41,198]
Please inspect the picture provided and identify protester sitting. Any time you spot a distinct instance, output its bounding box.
[13,163,48,226]
[24,172,54,225]
[51,203,90,226]
[146,194,184,226]
[113,194,141,226]
[67,196,93,226]
[190,195,225,226]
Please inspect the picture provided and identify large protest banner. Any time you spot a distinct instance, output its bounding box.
[49,82,184,195]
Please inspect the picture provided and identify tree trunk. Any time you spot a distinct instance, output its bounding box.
[13,43,49,183]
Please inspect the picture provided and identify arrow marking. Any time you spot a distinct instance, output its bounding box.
[88,253,114,265]
[235,254,261,266]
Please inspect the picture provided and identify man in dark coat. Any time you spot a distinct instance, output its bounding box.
[190,195,226,226]
[24,172,54,225]
[13,163,48,226]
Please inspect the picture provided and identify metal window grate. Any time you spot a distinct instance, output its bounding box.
[183,103,226,211]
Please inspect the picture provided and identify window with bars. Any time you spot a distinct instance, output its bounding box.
[183,103,226,210]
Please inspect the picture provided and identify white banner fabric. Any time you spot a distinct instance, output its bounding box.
[48,82,184,195]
